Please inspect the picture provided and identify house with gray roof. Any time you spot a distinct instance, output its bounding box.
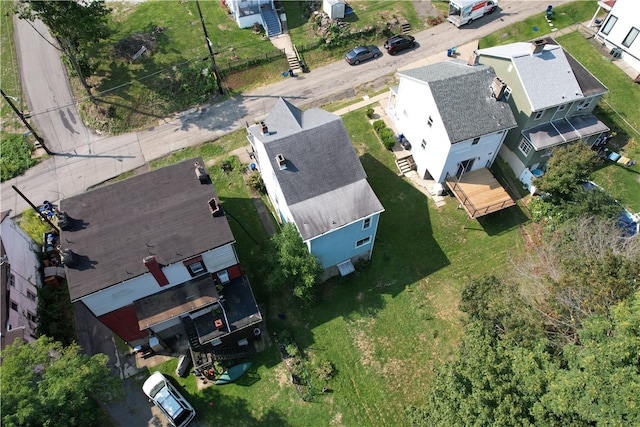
[247,98,384,278]
[476,38,609,189]
[60,158,262,356]
[386,60,518,183]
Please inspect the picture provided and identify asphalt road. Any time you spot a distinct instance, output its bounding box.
[2,0,569,216]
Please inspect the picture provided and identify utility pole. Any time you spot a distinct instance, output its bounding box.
[195,0,224,95]
[1,89,54,155]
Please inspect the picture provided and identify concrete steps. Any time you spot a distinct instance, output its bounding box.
[287,55,302,73]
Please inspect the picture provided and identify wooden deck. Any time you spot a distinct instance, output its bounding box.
[445,168,515,219]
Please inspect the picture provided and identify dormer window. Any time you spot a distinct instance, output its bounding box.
[576,99,591,111]
[534,110,545,120]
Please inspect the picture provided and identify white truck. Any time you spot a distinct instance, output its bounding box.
[447,0,498,27]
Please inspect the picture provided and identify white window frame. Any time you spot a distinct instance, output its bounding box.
[576,99,591,111]
[533,110,545,121]
[622,27,639,48]
[518,139,533,156]
[601,15,617,35]
[504,86,512,100]
[363,217,371,230]
[355,236,371,248]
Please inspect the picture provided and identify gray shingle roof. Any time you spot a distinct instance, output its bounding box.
[477,41,607,111]
[399,61,518,143]
[249,98,383,240]
[60,157,235,301]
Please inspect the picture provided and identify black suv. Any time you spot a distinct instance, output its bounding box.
[384,35,416,55]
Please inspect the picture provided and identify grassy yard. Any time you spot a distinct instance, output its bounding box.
[479,1,597,48]
[0,1,24,131]
[143,108,527,426]
[557,31,640,212]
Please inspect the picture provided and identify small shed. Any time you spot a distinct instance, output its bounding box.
[323,0,346,19]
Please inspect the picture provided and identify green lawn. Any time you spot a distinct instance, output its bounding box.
[1,0,24,130]
[479,1,598,48]
[145,108,527,426]
[557,32,640,212]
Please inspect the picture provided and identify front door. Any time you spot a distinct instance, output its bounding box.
[456,158,475,178]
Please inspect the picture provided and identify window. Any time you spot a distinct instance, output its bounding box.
[27,290,36,302]
[576,99,591,111]
[533,110,545,120]
[518,139,533,156]
[10,301,18,311]
[363,217,371,230]
[427,116,433,127]
[601,15,617,35]
[9,274,15,287]
[27,311,37,323]
[504,86,512,100]
[622,27,639,48]
[184,256,207,277]
[355,237,371,248]
[472,137,480,145]
[557,104,567,112]
[421,139,427,149]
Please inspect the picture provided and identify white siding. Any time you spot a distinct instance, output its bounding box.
[597,0,640,74]
[83,244,238,316]
[252,137,293,223]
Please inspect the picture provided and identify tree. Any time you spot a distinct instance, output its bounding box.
[263,223,323,303]
[533,142,596,202]
[17,0,111,99]
[1,336,121,427]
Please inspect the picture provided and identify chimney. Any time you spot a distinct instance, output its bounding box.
[260,121,269,135]
[467,51,479,66]
[208,198,222,216]
[143,256,169,286]
[194,162,210,184]
[530,39,546,55]
[276,153,287,170]
[491,77,507,100]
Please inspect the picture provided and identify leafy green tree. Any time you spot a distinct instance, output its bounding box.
[263,222,323,303]
[1,336,122,427]
[533,293,640,426]
[17,0,111,98]
[533,142,596,202]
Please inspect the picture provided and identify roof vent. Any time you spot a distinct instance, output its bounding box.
[530,39,546,55]
[491,77,507,100]
[260,121,269,135]
[208,198,222,217]
[276,153,287,170]
[194,162,210,184]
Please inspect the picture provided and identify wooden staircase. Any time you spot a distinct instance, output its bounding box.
[287,54,302,74]
[401,22,411,34]
[396,155,415,175]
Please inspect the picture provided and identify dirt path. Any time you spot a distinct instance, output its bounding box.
[413,0,443,19]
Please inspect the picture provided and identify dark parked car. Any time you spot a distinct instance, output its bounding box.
[345,45,382,65]
[384,34,416,55]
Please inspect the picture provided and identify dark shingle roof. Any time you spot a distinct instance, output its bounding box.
[60,158,235,301]
[399,61,517,143]
[249,98,384,239]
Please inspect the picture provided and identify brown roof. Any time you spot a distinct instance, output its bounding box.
[60,158,235,301]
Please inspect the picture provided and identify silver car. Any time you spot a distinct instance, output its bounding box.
[143,372,196,427]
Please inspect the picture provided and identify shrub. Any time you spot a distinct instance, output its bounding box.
[378,128,396,150]
[313,358,335,381]
[247,171,266,193]
[365,107,374,119]
[1,134,38,182]
[372,119,386,132]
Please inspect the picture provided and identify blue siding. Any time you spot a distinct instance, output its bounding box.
[308,214,380,269]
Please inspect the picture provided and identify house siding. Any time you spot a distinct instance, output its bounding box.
[596,0,640,75]
[307,214,380,269]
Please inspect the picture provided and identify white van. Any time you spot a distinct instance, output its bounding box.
[447,0,498,27]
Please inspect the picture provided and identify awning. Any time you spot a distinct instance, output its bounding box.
[134,275,219,330]
[522,114,609,150]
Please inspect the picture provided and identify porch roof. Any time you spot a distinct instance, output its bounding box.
[445,168,515,219]
[522,114,609,150]
[134,275,219,330]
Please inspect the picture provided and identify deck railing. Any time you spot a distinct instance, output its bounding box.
[445,173,512,219]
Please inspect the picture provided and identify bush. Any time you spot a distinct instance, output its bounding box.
[378,127,396,150]
[1,134,38,182]
[313,358,335,382]
[373,119,386,132]
[365,107,374,119]
[247,171,266,193]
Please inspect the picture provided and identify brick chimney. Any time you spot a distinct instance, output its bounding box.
[530,39,546,55]
[143,256,169,286]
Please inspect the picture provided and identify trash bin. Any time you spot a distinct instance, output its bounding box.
[250,163,257,171]
[447,49,453,57]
